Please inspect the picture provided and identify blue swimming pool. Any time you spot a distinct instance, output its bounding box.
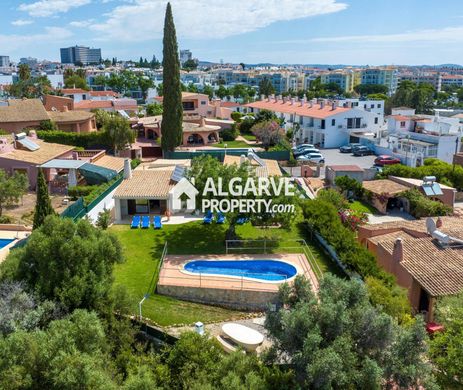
[0,238,14,249]
[183,259,297,282]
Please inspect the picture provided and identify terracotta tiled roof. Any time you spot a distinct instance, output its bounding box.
[327,165,363,172]
[362,179,409,196]
[0,99,49,123]
[60,88,88,94]
[114,169,176,199]
[244,100,351,119]
[389,115,410,121]
[74,100,113,110]
[223,155,282,177]
[0,139,74,165]
[379,238,463,296]
[89,90,118,97]
[92,155,125,173]
[47,110,95,123]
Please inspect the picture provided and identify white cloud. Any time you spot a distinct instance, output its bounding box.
[0,27,73,53]
[309,26,463,44]
[18,0,92,17]
[11,19,34,26]
[91,0,347,41]
[69,19,94,27]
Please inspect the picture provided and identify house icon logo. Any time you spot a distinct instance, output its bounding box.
[169,177,199,212]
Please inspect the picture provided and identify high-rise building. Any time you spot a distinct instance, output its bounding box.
[179,49,192,65]
[60,46,102,65]
[0,56,10,67]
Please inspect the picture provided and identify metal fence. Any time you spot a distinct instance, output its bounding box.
[163,149,290,162]
[60,175,123,221]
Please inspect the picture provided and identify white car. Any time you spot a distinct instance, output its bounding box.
[297,152,325,164]
[293,147,320,157]
[292,143,315,152]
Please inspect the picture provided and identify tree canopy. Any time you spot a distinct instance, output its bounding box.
[0,170,28,217]
[161,2,183,152]
[102,115,135,154]
[265,275,436,389]
[33,169,54,229]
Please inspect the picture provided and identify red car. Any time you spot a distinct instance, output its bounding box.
[374,155,401,166]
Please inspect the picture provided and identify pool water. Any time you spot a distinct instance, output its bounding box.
[183,259,297,282]
[0,238,14,249]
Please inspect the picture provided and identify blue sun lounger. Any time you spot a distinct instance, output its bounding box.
[216,212,226,224]
[131,215,141,228]
[236,216,248,225]
[154,216,162,229]
[203,210,213,224]
[141,215,150,229]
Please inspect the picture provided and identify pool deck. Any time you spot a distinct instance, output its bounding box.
[0,230,30,263]
[158,253,319,293]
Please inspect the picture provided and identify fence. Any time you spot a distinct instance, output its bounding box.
[225,238,323,281]
[60,175,123,221]
[163,149,290,162]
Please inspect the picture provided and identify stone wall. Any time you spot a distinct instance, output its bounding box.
[157,284,279,311]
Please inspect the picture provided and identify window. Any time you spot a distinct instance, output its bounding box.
[331,119,335,126]
[371,104,374,108]
[374,117,378,124]
[377,104,381,108]
[400,121,406,127]
[201,101,207,105]
[321,119,325,129]
[135,199,149,214]
[347,118,361,129]
[183,101,195,111]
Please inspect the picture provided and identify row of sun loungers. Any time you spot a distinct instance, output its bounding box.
[131,215,162,229]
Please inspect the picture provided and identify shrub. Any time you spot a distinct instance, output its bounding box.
[230,111,242,122]
[0,215,14,224]
[37,130,106,149]
[38,120,58,131]
[335,175,365,199]
[238,117,255,134]
[68,185,96,200]
[220,125,239,141]
[401,188,452,217]
[130,159,141,169]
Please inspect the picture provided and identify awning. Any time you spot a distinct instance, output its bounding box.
[40,159,86,169]
[78,163,117,185]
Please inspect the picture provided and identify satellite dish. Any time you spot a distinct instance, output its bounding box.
[426,217,436,234]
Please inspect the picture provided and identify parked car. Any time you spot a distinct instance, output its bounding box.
[339,143,362,153]
[370,165,384,173]
[293,147,320,157]
[292,143,315,152]
[374,155,401,166]
[297,152,325,164]
[353,146,374,156]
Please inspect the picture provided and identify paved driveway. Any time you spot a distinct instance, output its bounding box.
[316,148,377,178]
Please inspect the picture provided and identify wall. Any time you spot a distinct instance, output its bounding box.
[157,284,278,310]
[43,95,74,111]
[0,121,42,133]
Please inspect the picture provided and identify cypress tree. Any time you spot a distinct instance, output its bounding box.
[33,168,54,229]
[161,2,183,152]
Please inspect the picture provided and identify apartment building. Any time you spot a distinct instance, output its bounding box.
[245,96,383,148]
[361,67,398,94]
[399,72,442,91]
[384,107,462,166]
[441,74,463,89]
[60,46,102,65]
[0,56,10,68]
[320,70,360,93]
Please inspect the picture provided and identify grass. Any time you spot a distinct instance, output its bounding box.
[215,140,252,148]
[348,200,378,214]
[241,134,257,141]
[111,219,340,327]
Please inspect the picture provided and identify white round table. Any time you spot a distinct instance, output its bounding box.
[221,323,264,351]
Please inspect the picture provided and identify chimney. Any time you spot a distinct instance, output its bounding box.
[123,159,132,179]
[267,96,271,102]
[277,94,282,101]
[260,94,265,101]
[290,98,295,105]
[72,151,78,160]
[11,133,16,149]
[62,105,68,112]
[320,101,325,109]
[436,217,443,228]
[331,102,336,111]
[29,130,37,139]
[200,116,206,127]
[283,96,287,103]
[393,238,403,263]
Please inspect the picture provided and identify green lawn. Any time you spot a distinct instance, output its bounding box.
[111,219,339,327]
[214,140,252,148]
[348,200,378,214]
[241,134,257,141]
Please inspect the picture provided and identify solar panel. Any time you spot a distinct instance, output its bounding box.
[117,110,130,119]
[17,138,40,151]
[422,183,443,196]
[171,165,185,182]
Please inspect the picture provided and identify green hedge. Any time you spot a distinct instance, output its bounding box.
[83,176,121,206]
[401,189,452,218]
[68,185,97,200]
[37,130,107,149]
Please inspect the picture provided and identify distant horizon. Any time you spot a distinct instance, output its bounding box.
[1,0,463,64]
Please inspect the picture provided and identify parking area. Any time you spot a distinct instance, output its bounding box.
[320,148,377,169]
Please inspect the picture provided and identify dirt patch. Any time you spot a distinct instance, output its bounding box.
[3,192,74,226]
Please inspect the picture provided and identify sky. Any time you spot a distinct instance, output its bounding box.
[1,0,463,65]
